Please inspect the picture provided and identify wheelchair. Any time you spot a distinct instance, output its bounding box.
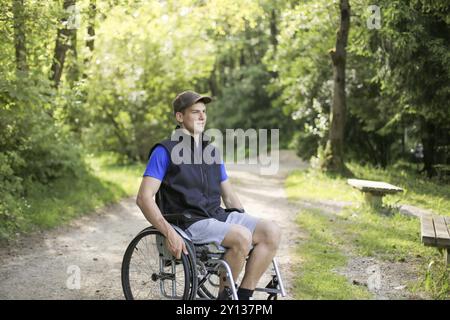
[121,224,286,300]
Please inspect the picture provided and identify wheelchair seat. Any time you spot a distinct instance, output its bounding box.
[194,243,226,262]
[194,243,226,254]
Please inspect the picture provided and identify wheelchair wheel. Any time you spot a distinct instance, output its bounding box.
[121,227,192,300]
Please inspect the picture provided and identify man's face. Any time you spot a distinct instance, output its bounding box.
[176,102,207,134]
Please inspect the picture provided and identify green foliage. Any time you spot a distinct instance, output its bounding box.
[208,64,296,147]
[1,0,449,241]
[421,260,449,300]
[0,153,142,241]
[0,95,87,239]
[351,0,450,171]
[265,0,335,152]
[83,0,268,161]
[204,1,297,148]
[266,0,450,168]
[21,153,142,232]
[290,130,322,161]
[0,28,87,239]
[0,151,25,239]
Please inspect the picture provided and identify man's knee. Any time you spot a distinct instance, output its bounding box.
[224,225,252,256]
[257,220,281,250]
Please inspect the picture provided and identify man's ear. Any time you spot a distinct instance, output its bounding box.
[175,111,183,123]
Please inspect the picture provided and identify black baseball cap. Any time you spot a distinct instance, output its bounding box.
[172,90,212,115]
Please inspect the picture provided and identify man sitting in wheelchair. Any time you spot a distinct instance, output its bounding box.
[135,90,282,300]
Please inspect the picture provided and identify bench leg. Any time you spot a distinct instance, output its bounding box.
[364,192,383,208]
[445,249,449,268]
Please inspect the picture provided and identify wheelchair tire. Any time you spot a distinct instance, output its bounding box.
[121,227,192,300]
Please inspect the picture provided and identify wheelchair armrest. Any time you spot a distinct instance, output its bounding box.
[224,208,245,213]
[163,213,192,224]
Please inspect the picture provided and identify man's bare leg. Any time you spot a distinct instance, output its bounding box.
[218,225,252,292]
[240,220,281,290]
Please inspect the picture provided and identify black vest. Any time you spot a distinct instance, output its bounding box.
[148,128,229,230]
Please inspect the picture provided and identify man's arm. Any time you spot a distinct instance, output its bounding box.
[136,176,187,259]
[220,179,244,210]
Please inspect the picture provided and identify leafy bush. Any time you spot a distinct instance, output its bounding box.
[0,151,25,239]
[0,76,87,239]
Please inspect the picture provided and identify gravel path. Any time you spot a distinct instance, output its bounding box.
[0,150,306,300]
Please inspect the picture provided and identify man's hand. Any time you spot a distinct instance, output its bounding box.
[165,228,188,259]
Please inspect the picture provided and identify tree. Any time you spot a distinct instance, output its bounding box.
[86,0,96,53]
[50,0,77,88]
[321,0,351,174]
[82,0,96,78]
[264,0,336,161]
[12,0,27,74]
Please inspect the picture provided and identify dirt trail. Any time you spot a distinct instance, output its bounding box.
[0,150,306,300]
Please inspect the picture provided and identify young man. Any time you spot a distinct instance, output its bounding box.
[136,90,281,300]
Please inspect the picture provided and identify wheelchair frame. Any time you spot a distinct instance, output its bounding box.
[121,225,286,300]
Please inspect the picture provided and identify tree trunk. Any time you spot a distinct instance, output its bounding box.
[83,0,97,78]
[401,124,406,156]
[268,8,279,79]
[322,0,350,174]
[86,0,96,52]
[66,29,79,85]
[208,63,219,97]
[50,0,77,88]
[12,0,28,74]
[269,8,278,52]
[421,118,436,178]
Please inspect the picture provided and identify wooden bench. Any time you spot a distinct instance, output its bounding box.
[421,215,450,267]
[347,179,403,208]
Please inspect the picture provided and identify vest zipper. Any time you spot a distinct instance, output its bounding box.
[200,166,204,185]
[200,166,207,195]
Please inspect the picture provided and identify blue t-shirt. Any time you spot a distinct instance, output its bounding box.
[144,145,228,182]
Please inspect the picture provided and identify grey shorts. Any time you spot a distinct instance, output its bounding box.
[184,211,259,248]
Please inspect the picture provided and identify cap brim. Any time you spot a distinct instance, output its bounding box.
[194,96,212,104]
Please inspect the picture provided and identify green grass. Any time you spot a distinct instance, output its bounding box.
[85,153,143,196]
[293,209,372,300]
[285,169,360,203]
[17,153,143,233]
[286,164,450,300]
[338,207,432,261]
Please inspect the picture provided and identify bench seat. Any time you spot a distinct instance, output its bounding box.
[421,215,450,266]
[347,179,403,208]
